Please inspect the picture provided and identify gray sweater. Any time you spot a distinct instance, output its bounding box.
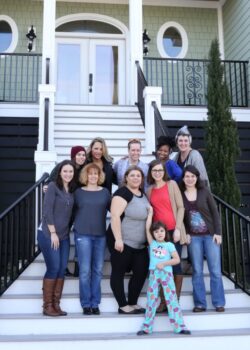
[42,182,74,240]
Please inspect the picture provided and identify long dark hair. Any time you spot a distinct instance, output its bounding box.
[147,159,169,185]
[150,221,170,242]
[55,160,76,193]
[179,165,205,192]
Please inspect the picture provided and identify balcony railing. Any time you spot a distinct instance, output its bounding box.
[0,53,42,103]
[144,57,249,107]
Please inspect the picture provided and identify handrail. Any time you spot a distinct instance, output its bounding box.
[135,60,148,126]
[213,194,250,295]
[152,101,170,141]
[45,57,50,84]
[0,173,49,296]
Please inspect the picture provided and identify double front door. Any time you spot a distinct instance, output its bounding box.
[56,38,125,105]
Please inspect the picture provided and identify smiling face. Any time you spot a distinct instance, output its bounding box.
[87,167,99,186]
[151,164,165,182]
[75,151,86,166]
[125,169,142,189]
[60,164,74,184]
[156,144,170,162]
[153,226,166,242]
[128,142,141,163]
[91,141,103,160]
[177,135,191,153]
[183,170,198,189]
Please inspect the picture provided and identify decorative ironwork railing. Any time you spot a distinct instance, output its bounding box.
[0,173,48,296]
[214,194,250,295]
[144,57,249,107]
[0,53,42,103]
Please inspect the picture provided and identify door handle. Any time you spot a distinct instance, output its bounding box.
[89,73,93,92]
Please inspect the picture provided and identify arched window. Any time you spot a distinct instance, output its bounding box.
[56,20,122,34]
[0,15,18,52]
[157,22,188,59]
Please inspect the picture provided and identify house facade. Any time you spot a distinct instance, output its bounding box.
[0,0,249,212]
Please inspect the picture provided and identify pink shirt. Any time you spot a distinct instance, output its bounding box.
[150,184,176,231]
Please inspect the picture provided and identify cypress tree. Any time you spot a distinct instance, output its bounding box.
[205,38,241,208]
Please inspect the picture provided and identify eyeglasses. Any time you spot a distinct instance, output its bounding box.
[151,169,164,173]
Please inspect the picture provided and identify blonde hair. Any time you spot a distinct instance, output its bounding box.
[79,163,105,186]
[87,137,113,163]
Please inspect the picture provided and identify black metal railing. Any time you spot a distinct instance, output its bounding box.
[0,53,42,103]
[214,194,250,295]
[136,60,148,126]
[144,57,249,107]
[43,58,50,151]
[0,173,49,296]
[152,101,170,147]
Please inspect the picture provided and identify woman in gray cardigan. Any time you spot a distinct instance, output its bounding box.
[179,165,225,313]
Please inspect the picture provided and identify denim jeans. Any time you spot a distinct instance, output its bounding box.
[37,230,70,279]
[188,235,225,308]
[74,232,106,308]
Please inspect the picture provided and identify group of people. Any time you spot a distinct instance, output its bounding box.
[38,126,225,336]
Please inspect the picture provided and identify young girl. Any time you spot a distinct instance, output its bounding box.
[137,209,190,335]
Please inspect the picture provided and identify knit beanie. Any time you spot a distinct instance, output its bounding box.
[70,146,86,160]
[175,125,192,144]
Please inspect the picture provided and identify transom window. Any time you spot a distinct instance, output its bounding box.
[157,21,188,59]
[0,15,18,53]
[56,20,122,34]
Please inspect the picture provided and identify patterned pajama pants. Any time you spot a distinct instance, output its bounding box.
[141,269,187,334]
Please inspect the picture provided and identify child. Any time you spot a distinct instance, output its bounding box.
[137,208,191,336]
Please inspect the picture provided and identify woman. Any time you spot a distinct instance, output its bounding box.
[107,165,150,314]
[38,160,75,317]
[147,159,187,312]
[156,135,182,183]
[113,138,149,190]
[73,163,111,315]
[172,125,210,187]
[86,137,114,193]
[179,165,225,312]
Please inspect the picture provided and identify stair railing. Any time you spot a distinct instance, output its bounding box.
[135,60,148,127]
[213,194,250,295]
[0,173,49,296]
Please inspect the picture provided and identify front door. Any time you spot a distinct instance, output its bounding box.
[56,38,125,105]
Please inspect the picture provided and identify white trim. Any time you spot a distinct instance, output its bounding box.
[56,13,128,36]
[217,4,225,59]
[0,15,18,53]
[157,21,188,59]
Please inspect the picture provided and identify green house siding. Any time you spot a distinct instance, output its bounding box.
[223,0,250,104]
[143,6,218,59]
[0,0,43,53]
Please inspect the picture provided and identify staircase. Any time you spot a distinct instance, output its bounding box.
[54,105,150,163]
[0,244,250,350]
[1,104,250,349]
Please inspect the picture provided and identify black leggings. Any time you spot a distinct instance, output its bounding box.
[109,244,149,307]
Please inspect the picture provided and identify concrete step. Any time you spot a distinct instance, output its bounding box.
[4,274,235,295]
[1,329,250,350]
[0,308,250,335]
[0,289,249,314]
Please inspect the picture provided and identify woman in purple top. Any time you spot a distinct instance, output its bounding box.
[38,160,76,317]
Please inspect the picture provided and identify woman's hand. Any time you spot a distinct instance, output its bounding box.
[51,233,59,250]
[115,238,124,252]
[156,262,165,270]
[173,228,181,243]
[213,234,222,245]
[186,234,191,245]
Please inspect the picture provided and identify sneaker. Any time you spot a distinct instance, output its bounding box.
[178,330,191,335]
[137,330,149,336]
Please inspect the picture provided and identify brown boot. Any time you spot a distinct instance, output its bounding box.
[156,285,167,313]
[53,278,67,316]
[174,275,183,301]
[42,279,60,316]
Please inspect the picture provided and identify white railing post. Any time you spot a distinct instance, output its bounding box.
[143,86,162,154]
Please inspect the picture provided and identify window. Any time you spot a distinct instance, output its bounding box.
[0,15,18,53]
[157,21,188,59]
[56,20,122,34]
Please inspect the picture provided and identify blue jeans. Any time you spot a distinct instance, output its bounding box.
[188,235,225,308]
[75,232,106,308]
[37,230,70,279]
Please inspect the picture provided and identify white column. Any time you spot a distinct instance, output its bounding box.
[143,86,162,154]
[129,0,143,104]
[217,4,225,59]
[41,0,56,84]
